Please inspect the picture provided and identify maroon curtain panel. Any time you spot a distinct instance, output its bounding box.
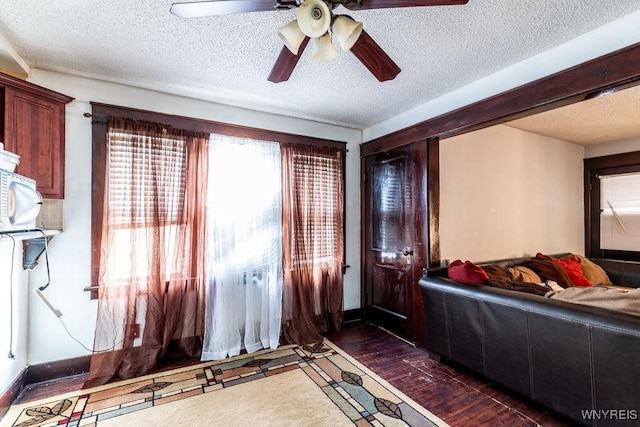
[280,144,345,345]
[85,118,209,387]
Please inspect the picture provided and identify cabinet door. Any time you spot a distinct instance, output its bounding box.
[4,87,65,198]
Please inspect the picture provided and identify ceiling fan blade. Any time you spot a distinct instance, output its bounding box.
[350,30,400,82]
[268,37,311,83]
[342,0,468,10]
[170,0,278,18]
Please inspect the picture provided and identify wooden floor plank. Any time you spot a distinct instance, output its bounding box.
[327,322,574,427]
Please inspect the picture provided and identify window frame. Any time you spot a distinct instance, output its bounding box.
[90,102,346,299]
[584,150,640,261]
[290,149,345,268]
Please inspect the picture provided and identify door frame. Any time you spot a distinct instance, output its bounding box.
[360,138,439,347]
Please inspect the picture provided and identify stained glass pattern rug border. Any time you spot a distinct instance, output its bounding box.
[1,339,448,427]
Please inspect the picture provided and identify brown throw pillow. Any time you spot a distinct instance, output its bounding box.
[506,266,542,283]
[482,264,510,281]
[521,255,574,288]
[563,254,612,286]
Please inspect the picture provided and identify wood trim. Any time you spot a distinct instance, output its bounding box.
[359,153,367,312]
[427,138,440,268]
[362,41,640,157]
[90,110,108,300]
[0,71,74,104]
[411,140,428,348]
[344,308,364,323]
[0,369,27,419]
[25,355,91,385]
[0,355,90,416]
[90,103,347,150]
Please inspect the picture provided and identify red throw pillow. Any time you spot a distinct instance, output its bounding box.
[448,260,489,285]
[553,257,594,287]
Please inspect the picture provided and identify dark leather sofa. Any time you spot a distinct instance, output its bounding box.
[418,256,640,426]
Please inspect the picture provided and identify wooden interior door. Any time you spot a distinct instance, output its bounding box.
[364,146,415,341]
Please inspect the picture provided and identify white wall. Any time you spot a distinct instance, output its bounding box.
[439,125,585,263]
[0,239,29,396]
[18,69,362,373]
[584,136,640,158]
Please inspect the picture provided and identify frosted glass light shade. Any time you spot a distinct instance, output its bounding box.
[297,0,331,38]
[312,33,336,62]
[332,16,363,51]
[277,20,306,55]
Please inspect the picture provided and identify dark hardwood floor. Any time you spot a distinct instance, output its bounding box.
[328,322,575,427]
[11,321,574,426]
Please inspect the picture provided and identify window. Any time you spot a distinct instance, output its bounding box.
[288,148,344,267]
[90,103,347,297]
[107,131,187,227]
[599,172,640,251]
[585,151,640,261]
[102,126,193,285]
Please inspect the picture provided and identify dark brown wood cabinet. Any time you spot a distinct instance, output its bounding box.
[1,72,73,199]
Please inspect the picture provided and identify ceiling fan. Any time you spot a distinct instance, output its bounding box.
[170,0,468,83]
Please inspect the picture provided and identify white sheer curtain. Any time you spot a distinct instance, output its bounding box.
[201,135,283,360]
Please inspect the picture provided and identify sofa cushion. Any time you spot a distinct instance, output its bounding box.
[448,260,489,285]
[482,264,510,281]
[554,257,594,287]
[564,254,613,286]
[520,254,574,288]
[506,266,542,283]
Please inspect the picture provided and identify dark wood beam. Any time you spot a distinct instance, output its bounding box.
[362,41,640,157]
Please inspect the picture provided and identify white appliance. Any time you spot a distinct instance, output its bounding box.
[0,169,42,232]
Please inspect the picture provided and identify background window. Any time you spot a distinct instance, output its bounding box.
[599,172,640,251]
[585,151,640,261]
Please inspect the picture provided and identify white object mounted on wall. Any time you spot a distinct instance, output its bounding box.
[0,170,42,232]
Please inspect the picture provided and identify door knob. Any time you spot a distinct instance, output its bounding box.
[403,247,414,256]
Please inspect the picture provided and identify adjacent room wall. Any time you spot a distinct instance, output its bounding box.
[584,136,640,158]
[439,124,585,263]
[18,69,362,373]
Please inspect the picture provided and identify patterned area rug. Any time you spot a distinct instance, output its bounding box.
[1,339,448,427]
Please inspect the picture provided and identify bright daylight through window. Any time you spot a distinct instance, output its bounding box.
[600,171,640,252]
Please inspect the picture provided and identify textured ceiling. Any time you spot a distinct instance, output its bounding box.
[506,84,640,145]
[1,1,640,129]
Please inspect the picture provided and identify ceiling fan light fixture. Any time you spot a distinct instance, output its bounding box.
[312,33,336,63]
[297,0,332,38]
[277,20,306,55]
[332,16,363,51]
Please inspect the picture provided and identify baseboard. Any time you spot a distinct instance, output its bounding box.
[26,354,91,385]
[0,368,27,418]
[344,308,364,323]
[0,354,91,416]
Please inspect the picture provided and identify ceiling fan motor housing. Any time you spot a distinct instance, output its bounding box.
[297,0,332,38]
